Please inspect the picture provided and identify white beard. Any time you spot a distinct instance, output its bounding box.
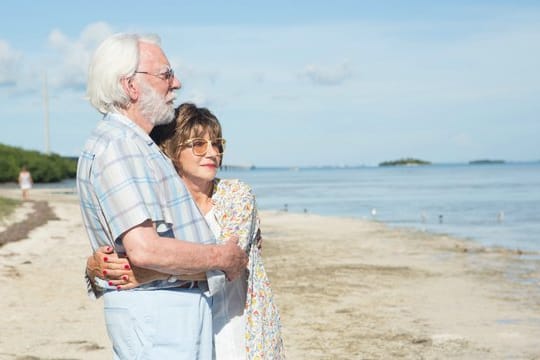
[139,82,175,126]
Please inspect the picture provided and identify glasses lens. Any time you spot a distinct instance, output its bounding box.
[164,68,174,80]
[212,139,225,154]
[191,139,208,155]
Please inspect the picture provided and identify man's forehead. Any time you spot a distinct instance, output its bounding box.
[139,41,169,67]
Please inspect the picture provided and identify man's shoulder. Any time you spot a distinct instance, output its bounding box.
[94,117,140,143]
[82,118,143,157]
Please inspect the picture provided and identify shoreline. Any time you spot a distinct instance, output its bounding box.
[1,187,535,262]
[0,189,539,358]
[2,182,537,255]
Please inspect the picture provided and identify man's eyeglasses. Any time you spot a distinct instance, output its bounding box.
[135,67,175,83]
[180,138,226,156]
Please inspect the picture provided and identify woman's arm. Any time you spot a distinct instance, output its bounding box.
[87,246,164,289]
[87,246,206,290]
[213,179,260,252]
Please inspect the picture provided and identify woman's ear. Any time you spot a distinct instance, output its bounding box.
[121,76,139,101]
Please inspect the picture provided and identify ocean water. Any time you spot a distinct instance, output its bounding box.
[25,162,540,252]
[219,163,540,252]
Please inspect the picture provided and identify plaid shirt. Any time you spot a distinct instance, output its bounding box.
[77,113,225,297]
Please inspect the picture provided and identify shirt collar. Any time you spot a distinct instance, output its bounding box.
[104,112,155,146]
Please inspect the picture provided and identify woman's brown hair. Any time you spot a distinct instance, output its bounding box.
[150,103,223,171]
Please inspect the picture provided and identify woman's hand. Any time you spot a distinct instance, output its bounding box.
[86,246,169,290]
[86,246,132,289]
[255,228,263,249]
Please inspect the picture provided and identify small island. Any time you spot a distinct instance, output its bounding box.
[468,159,505,165]
[378,158,431,167]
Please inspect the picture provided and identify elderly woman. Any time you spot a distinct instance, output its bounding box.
[87,103,285,359]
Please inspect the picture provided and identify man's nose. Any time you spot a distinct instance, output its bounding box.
[171,75,181,90]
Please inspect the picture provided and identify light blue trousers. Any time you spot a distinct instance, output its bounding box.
[103,288,214,360]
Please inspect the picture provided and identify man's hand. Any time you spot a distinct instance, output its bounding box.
[218,236,248,281]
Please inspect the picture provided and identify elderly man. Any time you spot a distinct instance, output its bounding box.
[77,33,248,359]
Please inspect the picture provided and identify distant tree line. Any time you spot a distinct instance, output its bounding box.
[379,158,431,166]
[468,159,505,165]
[0,143,77,183]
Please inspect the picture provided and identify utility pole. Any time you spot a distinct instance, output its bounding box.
[42,69,50,155]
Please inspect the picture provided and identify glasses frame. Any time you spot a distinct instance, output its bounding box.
[180,138,226,157]
[135,67,175,83]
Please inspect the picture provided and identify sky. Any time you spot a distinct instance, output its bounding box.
[1,1,539,167]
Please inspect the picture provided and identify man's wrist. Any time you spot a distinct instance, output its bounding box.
[208,244,222,271]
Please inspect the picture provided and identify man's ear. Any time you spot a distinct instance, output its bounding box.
[121,76,139,101]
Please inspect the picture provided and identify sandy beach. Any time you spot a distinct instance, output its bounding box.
[0,188,539,359]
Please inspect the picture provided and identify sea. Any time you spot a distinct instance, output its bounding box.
[218,162,540,253]
[31,162,540,253]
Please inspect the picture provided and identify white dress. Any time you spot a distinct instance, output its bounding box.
[206,208,248,360]
[19,172,32,190]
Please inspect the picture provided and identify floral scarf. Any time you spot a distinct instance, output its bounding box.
[212,178,285,359]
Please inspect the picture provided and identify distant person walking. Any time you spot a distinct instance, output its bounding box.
[18,166,32,201]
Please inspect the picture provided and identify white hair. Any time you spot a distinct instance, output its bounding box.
[86,33,161,114]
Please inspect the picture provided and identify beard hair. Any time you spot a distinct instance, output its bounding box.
[139,81,175,126]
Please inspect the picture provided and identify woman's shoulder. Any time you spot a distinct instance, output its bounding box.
[214,178,253,193]
[213,178,254,202]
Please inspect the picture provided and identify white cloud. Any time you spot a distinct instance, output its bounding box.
[0,39,22,87]
[452,133,474,148]
[253,72,265,84]
[299,60,353,86]
[48,29,70,50]
[181,89,219,108]
[170,57,221,86]
[46,22,114,91]
[80,22,114,49]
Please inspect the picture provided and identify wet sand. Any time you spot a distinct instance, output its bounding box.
[0,188,539,359]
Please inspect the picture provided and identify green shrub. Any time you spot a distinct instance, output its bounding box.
[0,155,19,182]
[0,143,77,183]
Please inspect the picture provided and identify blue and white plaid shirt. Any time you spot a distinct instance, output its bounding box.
[77,113,225,297]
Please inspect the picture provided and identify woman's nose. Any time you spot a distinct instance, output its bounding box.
[205,142,219,157]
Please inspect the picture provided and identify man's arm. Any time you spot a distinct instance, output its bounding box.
[122,220,248,281]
